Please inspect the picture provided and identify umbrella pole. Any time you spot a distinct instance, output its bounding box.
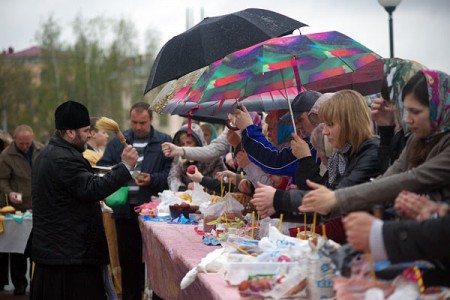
[280,72,297,136]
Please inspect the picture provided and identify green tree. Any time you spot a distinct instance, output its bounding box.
[34,15,67,139]
[5,14,159,141]
[0,57,36,132]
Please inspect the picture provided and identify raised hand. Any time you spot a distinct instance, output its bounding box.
[121,145,138,169]
[370,97,395,126]
[290,133,311,159]
[231,104,254,130]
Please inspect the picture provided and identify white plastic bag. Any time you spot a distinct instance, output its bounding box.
[180,248,225,289]
[191,182,211,205]
[201,192,244,216]
[157,190,184,213]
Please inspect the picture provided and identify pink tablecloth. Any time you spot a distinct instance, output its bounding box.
[138,218,241,300]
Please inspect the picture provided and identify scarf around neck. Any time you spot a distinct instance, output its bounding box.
[327,143,351,186]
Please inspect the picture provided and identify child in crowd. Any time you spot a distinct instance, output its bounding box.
[83,117,110,166]
[168,123,226,191]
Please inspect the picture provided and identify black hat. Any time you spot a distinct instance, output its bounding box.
[55,101,90,130]
[280,90,322,123]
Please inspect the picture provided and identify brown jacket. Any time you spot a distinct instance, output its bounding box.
[0,141,44,211]
[333,132,450,217]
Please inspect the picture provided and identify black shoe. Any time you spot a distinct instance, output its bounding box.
[13,285,26,295]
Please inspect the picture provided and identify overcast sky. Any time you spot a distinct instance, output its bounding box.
[1,0,449,74]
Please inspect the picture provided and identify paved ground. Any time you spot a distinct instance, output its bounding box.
[0,286,29,299]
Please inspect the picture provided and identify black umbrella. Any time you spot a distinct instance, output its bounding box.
[144,8,307,94]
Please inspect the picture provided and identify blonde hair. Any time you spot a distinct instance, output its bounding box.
[318,90,374,156]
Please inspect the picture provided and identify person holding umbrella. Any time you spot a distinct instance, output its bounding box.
[299,70,450,218]
[232,91,322,179]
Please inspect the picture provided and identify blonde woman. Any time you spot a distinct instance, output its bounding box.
[251,90,380,243]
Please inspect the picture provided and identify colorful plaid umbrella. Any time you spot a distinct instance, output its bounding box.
[182,31,383,108]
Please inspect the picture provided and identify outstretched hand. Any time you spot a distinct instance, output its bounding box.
[394,190,450,221]
[162,142,184,158]
[299,180,337,215]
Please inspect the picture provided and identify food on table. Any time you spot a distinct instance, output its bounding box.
[238,276,273,295]
[134,201,158,213]
[147,209,158,218]
[203,215,218,233]
[238,276,307,298]
[0,205,15,214]
[210,195,222,203]
[178,193,192,202]
[169,204,199,218]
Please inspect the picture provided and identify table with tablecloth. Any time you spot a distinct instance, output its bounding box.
[0,215,32,254]
[138,218,241,300]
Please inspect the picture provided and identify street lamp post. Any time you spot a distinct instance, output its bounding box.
[378,0,401,58]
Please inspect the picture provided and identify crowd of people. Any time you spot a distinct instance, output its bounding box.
[0,57,449,299]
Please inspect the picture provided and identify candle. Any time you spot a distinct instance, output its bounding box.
[278,213,283,232]
[251,211,255,239]
[312,212,317,238]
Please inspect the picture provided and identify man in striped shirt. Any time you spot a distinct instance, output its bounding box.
[98,102,173,300]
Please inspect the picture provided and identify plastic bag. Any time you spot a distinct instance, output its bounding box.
[105,186,129,208]
[191,182,211,205]
[157,190,185,213]
[201,192,244,216]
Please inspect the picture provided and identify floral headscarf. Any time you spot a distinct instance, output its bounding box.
[422,70,450,139]
[383,58,427,132]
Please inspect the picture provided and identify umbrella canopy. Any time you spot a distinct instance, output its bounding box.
[149,67,206,114]
[144,8,307,93]
[162,86,300,119]
[184,31,383,106]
